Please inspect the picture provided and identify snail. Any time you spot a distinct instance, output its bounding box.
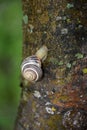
[21,45,48,82]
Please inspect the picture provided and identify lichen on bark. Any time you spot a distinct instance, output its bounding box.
[15,0,87,130]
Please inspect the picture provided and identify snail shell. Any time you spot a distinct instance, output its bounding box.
[21,45,48,82]
[21,55,42,81]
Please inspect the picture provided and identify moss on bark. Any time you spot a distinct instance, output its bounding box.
[15,0,87,130]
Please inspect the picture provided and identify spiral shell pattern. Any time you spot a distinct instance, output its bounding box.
[21,55,42,81]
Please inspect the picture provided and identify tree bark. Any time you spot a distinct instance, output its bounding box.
[15,0,87,130]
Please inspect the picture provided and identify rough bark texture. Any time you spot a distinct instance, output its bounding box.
[15,0,87,130]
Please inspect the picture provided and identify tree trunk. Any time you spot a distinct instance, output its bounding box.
[15,0,87,130]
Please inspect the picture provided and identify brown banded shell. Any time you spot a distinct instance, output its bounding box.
[21,55,42,81]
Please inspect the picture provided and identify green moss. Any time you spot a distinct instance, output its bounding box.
[82,68,87,74]
[23,14,28,24]
[66,63,71,68]
[49,57,59,65]
[66,3,74,9]
[75,53,84,59]
[46,115,65,130]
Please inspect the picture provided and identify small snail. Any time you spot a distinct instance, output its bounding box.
[21,45,48,82]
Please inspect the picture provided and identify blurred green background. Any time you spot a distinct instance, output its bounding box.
[0,0,22,129]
